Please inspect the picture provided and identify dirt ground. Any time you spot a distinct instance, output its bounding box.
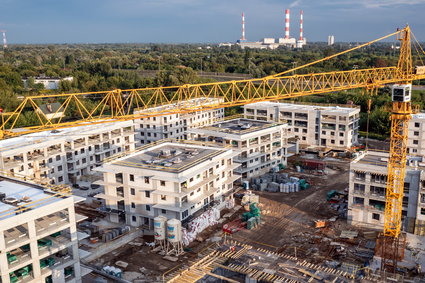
[229,156,353,259]
[88,154,378,282]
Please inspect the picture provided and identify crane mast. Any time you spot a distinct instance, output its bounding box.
[381,26,414,271]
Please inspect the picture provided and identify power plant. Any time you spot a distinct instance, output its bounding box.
[231,9,307,49]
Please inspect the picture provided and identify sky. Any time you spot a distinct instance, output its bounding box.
[1,0,425,44]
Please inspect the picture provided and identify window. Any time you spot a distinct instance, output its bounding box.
[160,180,166,186]
[161,195,166,201]
[414,131,420,136]
[372,213,380,221]
[48,158,53,163]
[146,205,151,211]
[130,174,134,182]
[161,209,166,214]
[58,165,63,171]
[131,202,136,209]
[144,177,150,184]
[115,173,123,183]
[415,122,420,128]
[56,155,61,161]
[81,148,85,154]
[339,132,344,137]
[132,216,137,222]
[182,210,189,219]
[131,188,135,195]
[413,140,419,145]
[322,131,326,135]
[82,158,86,164]
[145,191,150,198]
[58,176,63,182]
[340,141,344,145]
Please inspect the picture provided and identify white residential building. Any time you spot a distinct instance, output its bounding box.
[0,176,87,283]
[95,140,240,229]
[188,118,295,180]
[0,121,135,185]
[348,151,425,236]
[23,77,74,90]
[244,102,360,150]
[133,98,224,146]
[408,113,425,157]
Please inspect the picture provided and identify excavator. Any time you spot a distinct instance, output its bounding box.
[1,25,425,271]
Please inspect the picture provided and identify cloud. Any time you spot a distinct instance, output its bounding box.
[289,0,302,8]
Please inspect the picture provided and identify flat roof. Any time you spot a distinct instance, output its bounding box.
[110,142,228,173]
[196,118,282,135]
[134,97,222,114]
[0,178,67,219]
[411,113,425,120]
[353,151,425,169]
[0,120,133,153]
[245,101,359,114]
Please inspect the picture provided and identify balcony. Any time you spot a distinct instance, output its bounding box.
[3,158,22,169]
[35,213,69,237]
[5,226,29,249]
[38,235,74,259]
[7,248,31,271]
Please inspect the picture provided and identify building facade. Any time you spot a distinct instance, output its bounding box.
[0,176,86,283]
[348,151,425,235]
[188,118,295,180]
[0,121,135,185]
[95,140,239,229]
[133,98,224,146]
[408,113,425,157]
[244,102,360,150]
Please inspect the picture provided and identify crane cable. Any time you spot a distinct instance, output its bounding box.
[411,31,425,66]
[268,29,403,78]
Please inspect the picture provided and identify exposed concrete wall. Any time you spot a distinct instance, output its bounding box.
[82,229,143,263]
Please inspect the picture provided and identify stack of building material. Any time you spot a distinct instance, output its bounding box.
[250,173,309,193]
[182,207,220,246]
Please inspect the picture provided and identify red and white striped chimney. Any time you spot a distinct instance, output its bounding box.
[285,9,290,39]
[299,10,303,41]
[241,12,246,41]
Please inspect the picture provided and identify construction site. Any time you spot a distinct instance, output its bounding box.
[1,23,425,283]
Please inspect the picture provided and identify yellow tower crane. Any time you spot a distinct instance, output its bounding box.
[0,25,424,270]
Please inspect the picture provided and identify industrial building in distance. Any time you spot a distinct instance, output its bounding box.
[223,9,306,49]
[244,101,360,150]
[188,118,296,180]
[95,140,239,229]
[0,176,88,283]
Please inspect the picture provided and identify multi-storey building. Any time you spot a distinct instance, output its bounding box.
[0,176,86,283]
[187,118,295,180]
[348,151,425,236]
[243,102,360,150]
[408,113,425,156]
[133,98,224,146]
[0,121,135,185]
[95,140,239,229]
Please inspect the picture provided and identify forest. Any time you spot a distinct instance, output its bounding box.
[0,42,424,138]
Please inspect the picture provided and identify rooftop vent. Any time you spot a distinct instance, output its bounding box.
[3,197,18,204]
[173,158,182,164]
[240,123,252,130]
